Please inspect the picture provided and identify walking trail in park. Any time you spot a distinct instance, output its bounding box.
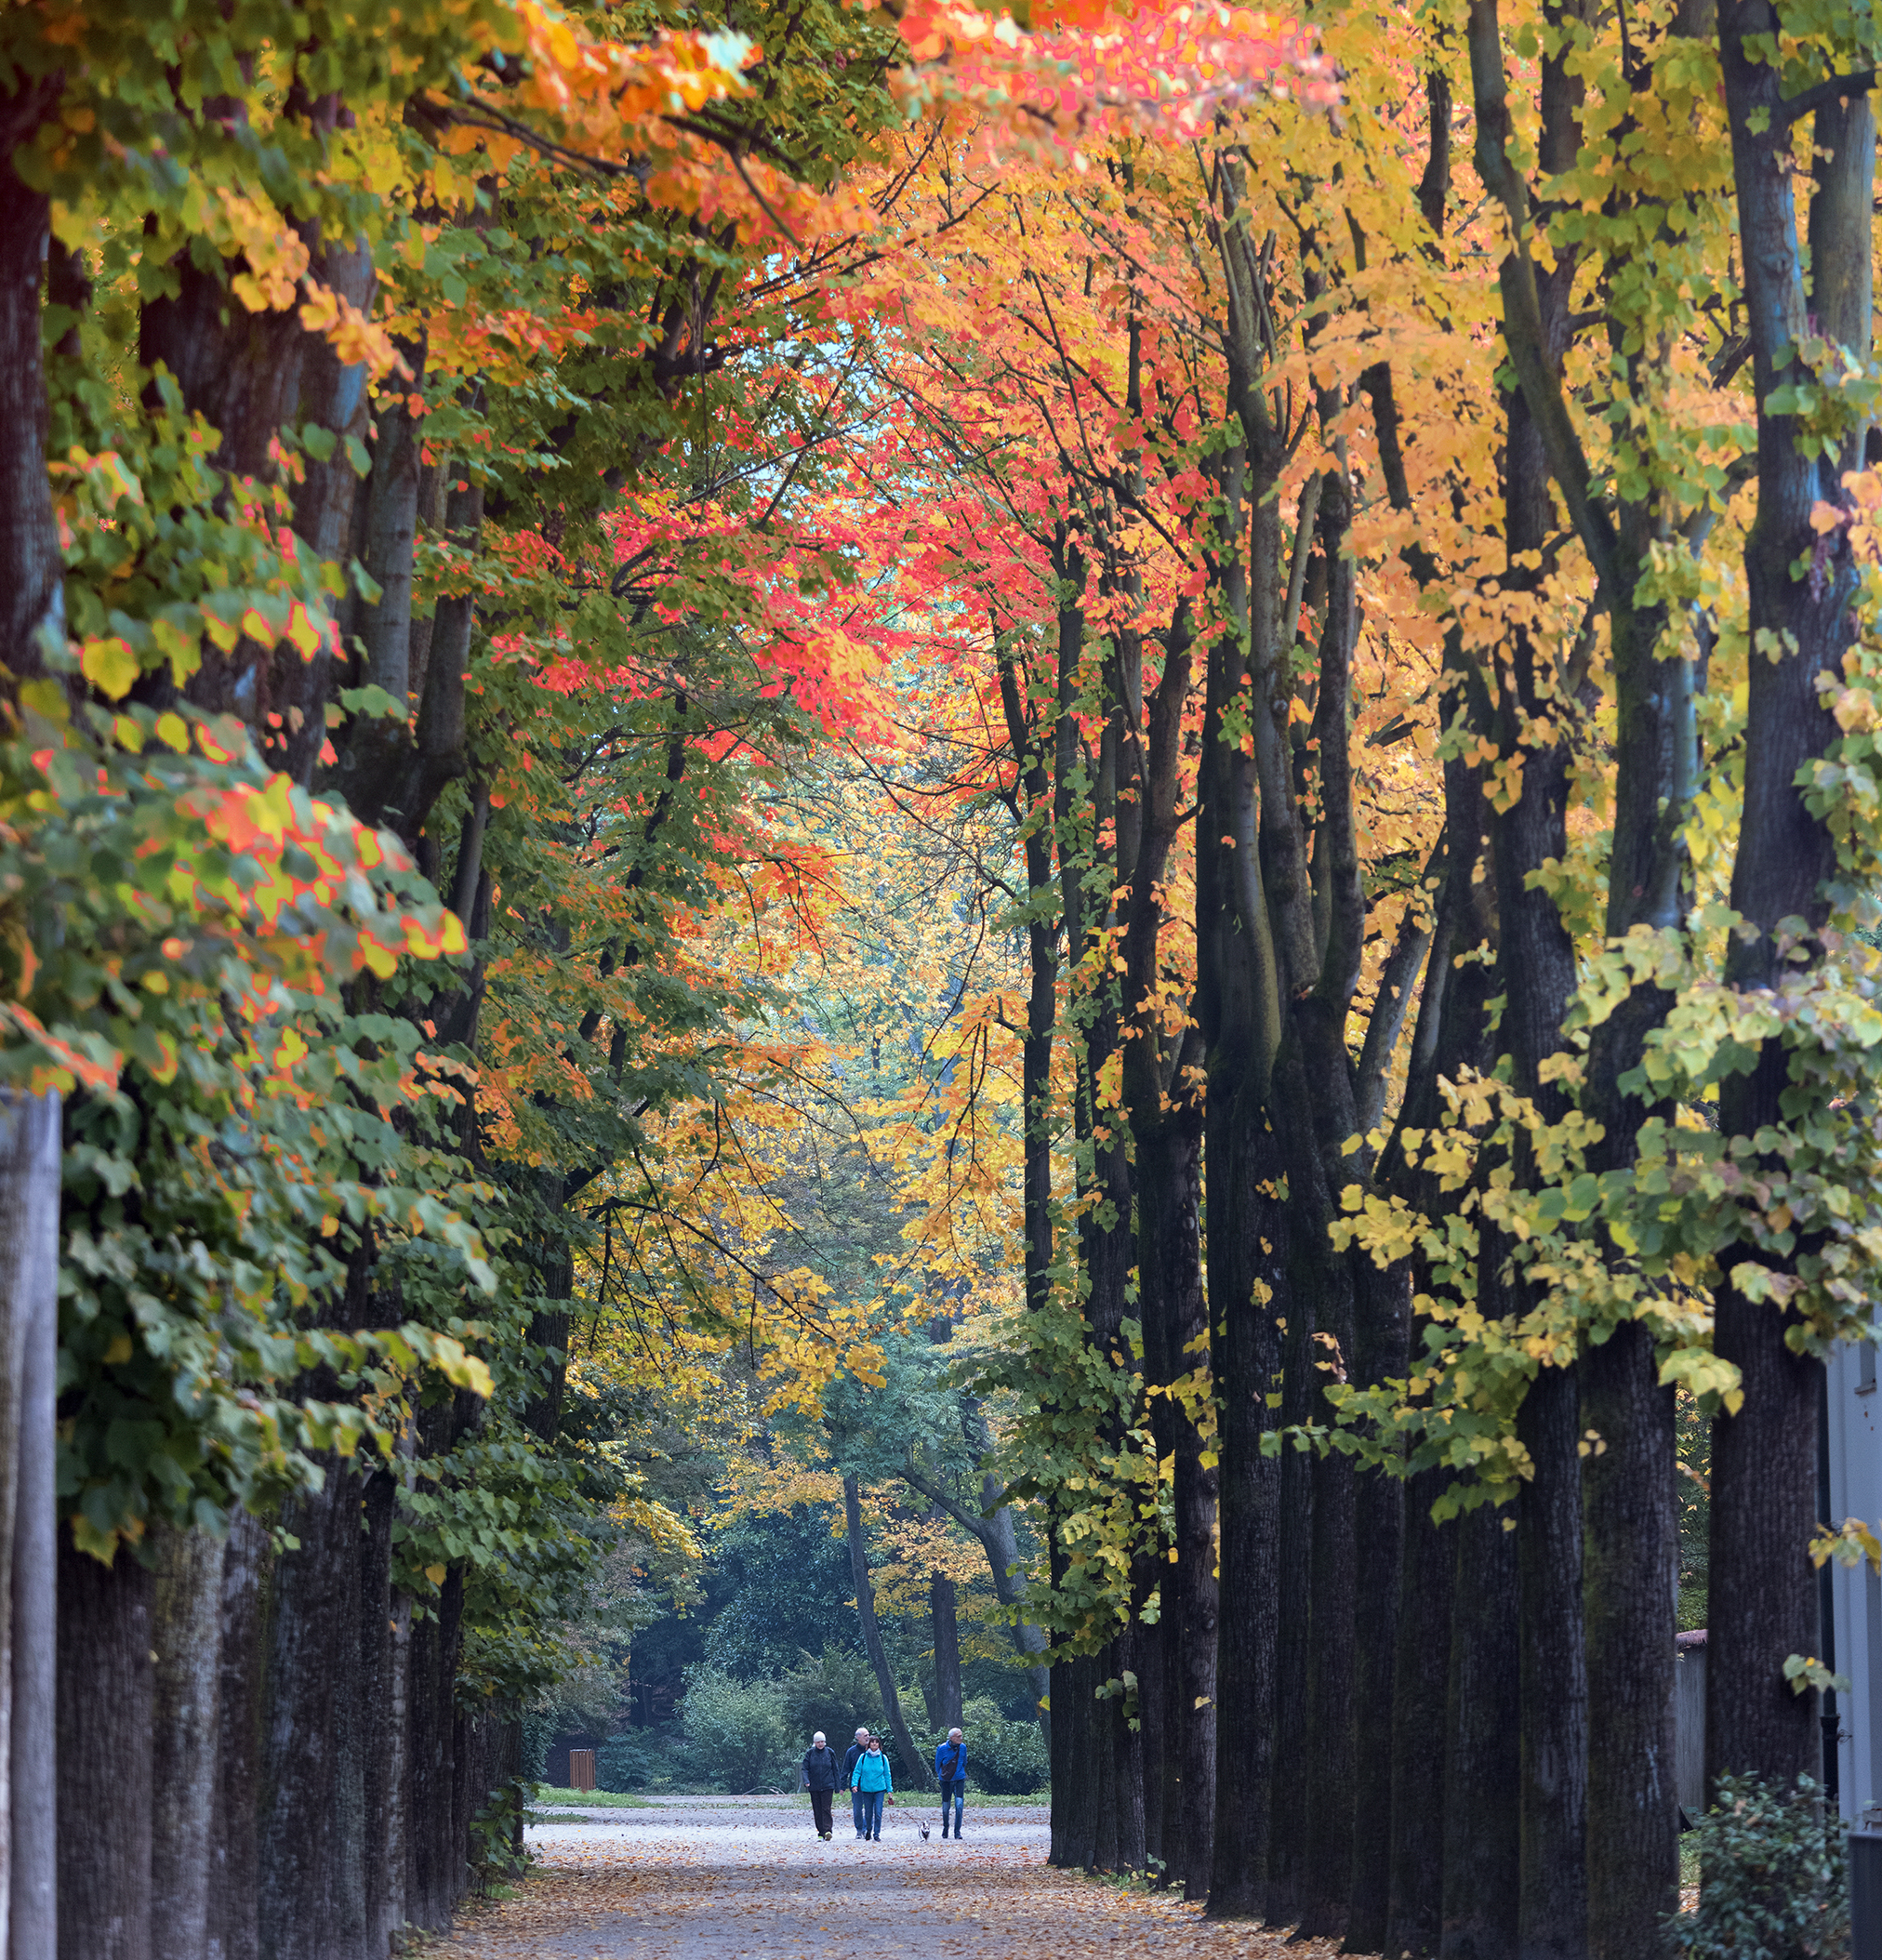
[428,1797,1346,1959]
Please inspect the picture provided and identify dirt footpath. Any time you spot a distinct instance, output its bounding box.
[426,1797,1344,1960]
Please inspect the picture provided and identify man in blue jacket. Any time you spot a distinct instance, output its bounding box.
[934,1727,966,1839]
[842,1728,872,1838]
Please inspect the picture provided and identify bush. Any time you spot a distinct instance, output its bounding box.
[956,1696,1049,1795]
[1666,1773,1847,1960]
[597,1732,658,1792]
[678,1667,791,1793]
[777,1647,886,1755]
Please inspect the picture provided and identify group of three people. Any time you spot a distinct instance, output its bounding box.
[798,1725,968,1843]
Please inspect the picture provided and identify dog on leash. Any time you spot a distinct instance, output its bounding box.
[920,1820,931,1840]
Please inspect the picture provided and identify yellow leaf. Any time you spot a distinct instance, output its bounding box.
[80,636,139,701]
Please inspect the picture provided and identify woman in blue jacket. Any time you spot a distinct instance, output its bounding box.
[850,1737,894,1841]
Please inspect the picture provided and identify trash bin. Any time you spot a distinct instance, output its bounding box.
[569,1748,596,1794]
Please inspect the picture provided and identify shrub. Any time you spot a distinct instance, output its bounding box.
[678,1667,791,1793]
[1666,1773,1847,1960]
[777,1647,886,1755]
[956,1696,1049,1795]
[597,1732,657,1792]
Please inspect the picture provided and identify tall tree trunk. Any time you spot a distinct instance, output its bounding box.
[0,79,67,689]
[1345,1261,1410,1954]
[1052,1650,1099,1870]
[1386,1473,1453,1959]
[1208,1132,1286,1918]
[151,1524,227,1958]
[1707,7,1873,1803]
[1517,1369,1588,1960]
[362,1467,407,1947]
[1091,1638,1120,1873]
[1111,1620,1147,1873]
[1581,1327,1676,1953]
[208,1511,268,1960]
[930,1573,962,1729]
[1439,1503,1520,1960]
[1265,1286,1316,1927]
[842,1475,932,1792]
[58,1542,153,1960]
[258,1469,364,1960]
[9,1093,58,1960]
[406,1565,463,1931]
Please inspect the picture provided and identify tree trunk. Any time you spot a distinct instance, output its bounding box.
[8,1094,57,1960]
[58,1541,153,1960]
[1092,1639,1120,1873]
[151,1524,228,1958]
[1057,1651,1099,1870]
[1517,1368,1588,1960]
[1138,1111,1216,1900]
[361,1468,407,1947]
[0,79,67,689]
[1439,1503,1520,1960]
[930,1573,962,1730]
[406,1565,463,1931]
[842,1475,932,1792]
[0,1093,58,1958]
[1264,1283,1316,1927]
[258,1472,362,1960]
[1386,1473,1452,1959]
[1345,1262,1409,1954]
[1138,1609,1165,1877]
[1707,7,1872,1804]
[208,1510,268,1960]
[1208,1129,1286,1918]
[1111,1621,1146,1872]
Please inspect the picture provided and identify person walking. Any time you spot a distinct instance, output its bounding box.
[801,1731,842,1841]
[851,1736,894,1842]
[934,1726,966,1839]
[842,1728,872,1838]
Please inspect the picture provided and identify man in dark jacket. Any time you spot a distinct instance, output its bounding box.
[801,1732,842,1840]
[842,1728,872,1838]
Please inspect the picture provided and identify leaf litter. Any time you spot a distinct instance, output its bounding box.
[425,1800,1345,1959]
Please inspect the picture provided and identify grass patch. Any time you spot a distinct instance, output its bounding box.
[528,1787,651,1810]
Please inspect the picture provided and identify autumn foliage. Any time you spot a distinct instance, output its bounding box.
[3,0,1881,1953]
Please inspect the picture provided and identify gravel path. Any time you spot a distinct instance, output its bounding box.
[424,1796,1345,1959]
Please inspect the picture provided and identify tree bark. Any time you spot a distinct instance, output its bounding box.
[2,1093,58,1957]
[0,79,68,690]
[930,1573,962,1729]
[208,1510,268,1960]
[1386,1473,1453,1959]
[1345,1261,1409,1954]
[1439,1503,1520,1960]
[58,1541,153,1960]
[1515,1369,1588,1960]
[1706,0,1872,1803]
[258,1471,363,1960]
[1580,1326,1676,1954]
[151,1523,228,1958]
[361,1467,406,1947]
[1264,1288,1315,1927]
[1208,1129,1286,1918]
[406,1565,463,1931]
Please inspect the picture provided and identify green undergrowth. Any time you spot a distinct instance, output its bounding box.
[528,1787,652,1810]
